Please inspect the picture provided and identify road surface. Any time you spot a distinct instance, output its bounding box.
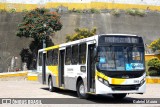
[0,81,159,107]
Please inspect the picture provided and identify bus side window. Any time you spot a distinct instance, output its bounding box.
[79,43,86,64]
[46,50,53,66]
[53,49,58,65]
[65,46,71,65]
[72,45,78,65]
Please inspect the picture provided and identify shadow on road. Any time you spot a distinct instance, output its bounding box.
[40,87,142,104]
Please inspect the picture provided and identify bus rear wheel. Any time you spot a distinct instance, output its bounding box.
[77,80,89,99]
[48,77,56,92]
[112,94,127,99]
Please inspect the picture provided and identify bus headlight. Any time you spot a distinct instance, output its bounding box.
[98,76,109,86]
[103,80,109,86]
[98,77,103,82]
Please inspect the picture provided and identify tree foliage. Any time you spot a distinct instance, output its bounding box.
[148,57,160,71]
[148,38,160,52]
[16,8,62,69]
[66,28,96,42]
[16,8,62,41]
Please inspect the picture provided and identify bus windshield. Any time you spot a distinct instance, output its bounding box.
[97,46,145,71]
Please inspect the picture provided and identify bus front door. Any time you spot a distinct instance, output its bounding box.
[59,50,65,87]
[87,44,95,92]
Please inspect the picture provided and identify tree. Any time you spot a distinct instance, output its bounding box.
[17,8,62,41]
[16,8,62,69]
[148,38,160,52]
[66,28,96,42]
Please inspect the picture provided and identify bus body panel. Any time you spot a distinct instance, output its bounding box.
[37,34,146,97]
[95,79,146,94]
[64,65,86,91]
[46,66,59,87]
[95,72,146,94]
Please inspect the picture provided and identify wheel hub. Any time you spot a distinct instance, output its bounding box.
[79,84,85,95]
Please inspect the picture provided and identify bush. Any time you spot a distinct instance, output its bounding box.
[148,57,160,70]
[126,9,136,16]
[148,70,160,76]
[22,9,28,13]
[126,9,146,16]
[90,8,100,14]
[9,8,16,13]
[147,57,160,76]
[0,9,7,13]
[111,9,120,16]
[70,9,82,13]
[135,9,146,17]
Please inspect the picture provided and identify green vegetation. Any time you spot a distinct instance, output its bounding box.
[135,9,146,16]
[69,8,101,14]
[146,38,160,76]
[66,27,96,42]
[0,9,7,13]
[147,58,160,76]
[9,8,16,13]
[148,58,160,70]
[148,38,160,52]
[111,9,120,16]
[90,8,100,14]
[16,8,62,41]
[70,9,82,13]
[22,9,29,13]
[16,8,62,69]
[126,9,146,16]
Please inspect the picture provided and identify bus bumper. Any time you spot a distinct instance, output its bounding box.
[95,80,146,94]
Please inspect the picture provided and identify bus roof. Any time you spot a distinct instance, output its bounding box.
[38,45,59,52]
[100,34,138,37]
[38,34,139,52]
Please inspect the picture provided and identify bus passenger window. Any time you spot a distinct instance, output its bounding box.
[79,43,86,64]
[72,45,78,64]
[65,47,71,65]
[53,49,58,65]
[46,50,53,66]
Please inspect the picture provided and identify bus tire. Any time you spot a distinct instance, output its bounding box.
[77,80,89,99]
[112,94,127,99]
[48,77,55,92]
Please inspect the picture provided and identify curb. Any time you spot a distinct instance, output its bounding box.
[0,71,28,78]
[146,76,160,84]
[27,72,38,81]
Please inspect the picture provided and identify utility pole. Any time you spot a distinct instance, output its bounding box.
[42,24,46,84]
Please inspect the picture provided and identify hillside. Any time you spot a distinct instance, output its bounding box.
[0,12,160,72]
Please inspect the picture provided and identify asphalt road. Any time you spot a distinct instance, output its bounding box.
[0,81,160,107]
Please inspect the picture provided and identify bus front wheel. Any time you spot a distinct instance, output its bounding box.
[77,80,89,99]
[112,94,127,99]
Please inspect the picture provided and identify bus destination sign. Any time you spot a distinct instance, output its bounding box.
[99,36,140,44]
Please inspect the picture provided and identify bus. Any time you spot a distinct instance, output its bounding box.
[37,34,146,99]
